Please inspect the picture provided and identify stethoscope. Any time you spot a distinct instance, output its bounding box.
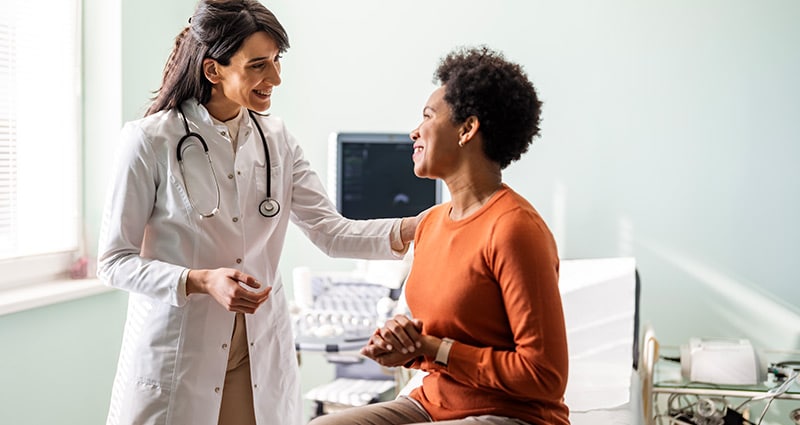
[176,105,280,218]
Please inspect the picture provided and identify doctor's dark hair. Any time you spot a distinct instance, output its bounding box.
[434,46,542,169]
[146,0,289,116]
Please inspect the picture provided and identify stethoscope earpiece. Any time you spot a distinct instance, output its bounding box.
[259,198,280,217]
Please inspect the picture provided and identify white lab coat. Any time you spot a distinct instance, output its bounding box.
[97,100,400,425]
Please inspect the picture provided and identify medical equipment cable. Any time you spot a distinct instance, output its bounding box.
[736,369,800,425]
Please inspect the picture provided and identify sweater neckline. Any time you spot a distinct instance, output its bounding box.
[442,184,509,227]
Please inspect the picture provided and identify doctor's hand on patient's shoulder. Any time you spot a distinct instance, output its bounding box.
[186,268,272,314]
[400,207,432,244]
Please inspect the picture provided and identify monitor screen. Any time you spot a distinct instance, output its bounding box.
[328,132,441,219]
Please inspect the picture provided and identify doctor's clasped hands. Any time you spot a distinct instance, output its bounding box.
[186,268,272,314]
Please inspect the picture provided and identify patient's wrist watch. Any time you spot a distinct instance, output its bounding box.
[434,338,454,366]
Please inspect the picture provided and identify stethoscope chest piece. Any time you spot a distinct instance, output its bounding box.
[259,198,280,217]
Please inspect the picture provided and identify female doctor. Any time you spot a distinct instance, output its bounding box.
[97,1,418,425]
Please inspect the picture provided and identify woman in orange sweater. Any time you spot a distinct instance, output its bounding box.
[308,46,570,425]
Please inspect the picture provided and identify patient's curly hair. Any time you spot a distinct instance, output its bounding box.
[434,46,542,169]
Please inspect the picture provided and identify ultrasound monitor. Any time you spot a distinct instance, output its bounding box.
[328,132,441,219]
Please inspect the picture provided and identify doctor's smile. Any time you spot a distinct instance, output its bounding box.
[253,89,271,99]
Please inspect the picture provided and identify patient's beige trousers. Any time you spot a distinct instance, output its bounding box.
[307,396,532,425]
[217,313,256,425]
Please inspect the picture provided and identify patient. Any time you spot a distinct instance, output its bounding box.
[307,46,570,425]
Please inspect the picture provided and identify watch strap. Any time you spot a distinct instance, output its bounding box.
[434,337,454,366]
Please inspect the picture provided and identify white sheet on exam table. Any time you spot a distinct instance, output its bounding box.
[560,257,638,412]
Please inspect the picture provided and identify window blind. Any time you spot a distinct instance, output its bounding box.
[0,12,17,254]
[0,0,80,274]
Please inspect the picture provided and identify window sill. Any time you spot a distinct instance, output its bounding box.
[0,278,114,316]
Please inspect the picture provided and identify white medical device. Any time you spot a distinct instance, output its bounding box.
[291,259,411,352]
[680,337,762,385]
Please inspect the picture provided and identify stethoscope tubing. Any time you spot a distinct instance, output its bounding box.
[248,110,280,217]
[176,105,280,218]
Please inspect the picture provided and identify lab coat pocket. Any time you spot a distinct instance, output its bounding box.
[119,377,169,424]
[254,164,267,195]
[168,173,193,214]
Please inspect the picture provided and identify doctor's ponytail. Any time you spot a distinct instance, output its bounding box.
[146,26,197,116]
[166,27,191,76]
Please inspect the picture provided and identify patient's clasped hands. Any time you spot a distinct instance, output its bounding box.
[360,314,441,367]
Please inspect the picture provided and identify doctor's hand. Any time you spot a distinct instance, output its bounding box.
[400,207,432,244]
[186,268,271,314]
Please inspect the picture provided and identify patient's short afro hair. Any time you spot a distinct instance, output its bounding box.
[435,46,542,169]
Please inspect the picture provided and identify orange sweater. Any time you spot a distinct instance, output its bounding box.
[405,185,570,425]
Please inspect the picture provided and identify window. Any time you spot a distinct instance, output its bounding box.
[0,0,81,287]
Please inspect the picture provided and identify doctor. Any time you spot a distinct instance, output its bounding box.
[97,1,419,425]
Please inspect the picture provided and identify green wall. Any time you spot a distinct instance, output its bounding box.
[0,290,128,425]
